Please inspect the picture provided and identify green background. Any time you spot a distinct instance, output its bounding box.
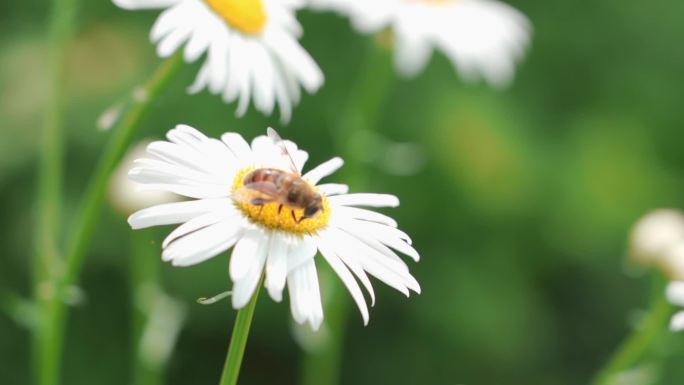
[2,0,684,384]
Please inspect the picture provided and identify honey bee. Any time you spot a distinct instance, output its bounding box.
[233,128,323,223]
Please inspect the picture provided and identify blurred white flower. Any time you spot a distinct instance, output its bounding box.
[310,0,531,87]
[666,281,684,331]
[109,141,180,215]
[310,0,531,86]
[113,0,323,122]
[629,209,684,280]
[127,124,420,330]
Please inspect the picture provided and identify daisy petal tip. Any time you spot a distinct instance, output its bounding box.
[670,312,684,331]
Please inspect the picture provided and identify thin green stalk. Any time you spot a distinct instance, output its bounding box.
[33,0,77,384]
[591,279,674,385]
[219,284,262,385]
[36,55,183,385]
[130,231,162,385]
[63,54,183,286]
[300,41,394,385]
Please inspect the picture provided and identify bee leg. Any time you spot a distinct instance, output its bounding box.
[278,204,283,214]
[291,210,298,223]
[257,204,264,218]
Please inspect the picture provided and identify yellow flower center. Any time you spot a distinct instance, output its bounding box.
[205,0,268,35]
[232,167,331,235]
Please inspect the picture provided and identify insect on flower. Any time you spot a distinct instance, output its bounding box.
[128,125,420,330]
[232,128,324,224]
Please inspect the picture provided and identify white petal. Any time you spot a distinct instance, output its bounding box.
[162,220,241,266]
[265,235,288,302]
[393,18,433,77]
[114,0,180,10]
[232,234,269,308]
[317,183,348,196]
[149,1,186,42]
[221,132,254,166]
[671,311,684,332]
[333,206,398,227]
[230,229,264,281]
[156,23,192,58]
[326,228,418,296]
[328,193,399,208]
[162,209,233,248]
[133,183,229,200]
[287,258,324,330]
[303,157,344,184]
[128,198,229,229]
[667,282,684,307]
[320,230,375,306]
[287,236,318,274]
[317,236,370,325]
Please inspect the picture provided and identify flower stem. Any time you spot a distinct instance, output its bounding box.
[33,0,77,383]
[300,40,394,385]
[590,278,674,385]
[130,230,163,385]
[35,55,183,385]
[62,54,183,286]
[219,284,261,385]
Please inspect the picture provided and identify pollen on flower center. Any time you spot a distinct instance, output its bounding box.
[205,0,268,34]
[232,168,331,235]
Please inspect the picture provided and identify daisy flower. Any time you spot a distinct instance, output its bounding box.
[667,281,684,331]
[127,124,421,330]
[630,209,684,280]
[310,0,531,87]
[113,0,324,123]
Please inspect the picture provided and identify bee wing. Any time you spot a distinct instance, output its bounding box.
[267,127,300,175]
[231,182,280,205]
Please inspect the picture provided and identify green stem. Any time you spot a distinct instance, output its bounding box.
[219,284,261,385]
[591,281,673,385]
[36,55,183,385]
[33,0,77,384]
[62,54,183,286]
[300,41,394,385]
[130,231,162,385]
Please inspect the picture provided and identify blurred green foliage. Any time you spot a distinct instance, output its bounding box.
[3,0,684,384]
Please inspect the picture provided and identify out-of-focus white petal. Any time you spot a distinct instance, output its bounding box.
[667,282,684,307]
[113,0,181,10]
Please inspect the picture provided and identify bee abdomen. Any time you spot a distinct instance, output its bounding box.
[244,168,283,185]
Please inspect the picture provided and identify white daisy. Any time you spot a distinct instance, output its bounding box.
[113,0,324,123]
[310,0,531,87]
[109,141,181,215]
[630,209,684,280]
[666,282,684,331]
[127,124,421,330]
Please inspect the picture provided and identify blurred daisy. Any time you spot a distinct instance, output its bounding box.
[127,124,420,330]
[310,0,531,87]
[667,282,684,331]
[630,209,684,280]
[113,0,323,122]
[109,140,180,215]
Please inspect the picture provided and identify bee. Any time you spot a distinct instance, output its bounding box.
[233,128,323,223]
